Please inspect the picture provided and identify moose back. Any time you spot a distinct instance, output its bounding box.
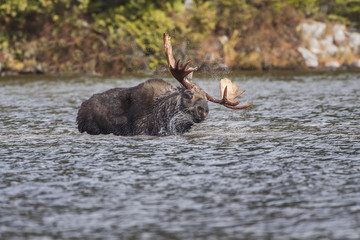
[76,33,252,136]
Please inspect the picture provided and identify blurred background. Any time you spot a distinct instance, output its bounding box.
[1,2,360,240]
[0,0,360,76]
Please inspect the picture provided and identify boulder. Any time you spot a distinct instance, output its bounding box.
[298,47,318,68]
[333,24,346,45]
[349,32,360,54]
[309,38,321,54]
[298,21,326,40]
[338,46,352,56]
[320,35,334,47]
[318,35,338,57]
[351,59,360,68]
[325,60,340,68]
[324,44,338,57]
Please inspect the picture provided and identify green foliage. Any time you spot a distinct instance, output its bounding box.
[114,0,186,69]
[331,0,360,25]
[287,0,321,17]
[1,0,360,74]
[89,0,187,70]
[188,0,216,42]
[0,0,89,50]
[215,0,253,35]
[288,0,360,25]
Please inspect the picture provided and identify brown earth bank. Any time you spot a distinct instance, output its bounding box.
[1,19,360,77]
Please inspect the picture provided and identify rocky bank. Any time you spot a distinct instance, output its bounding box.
[297,20,360,69]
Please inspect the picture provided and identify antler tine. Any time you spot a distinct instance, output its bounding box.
[164,32,198,89]
[206,87,239,107]
[207,91,253,109]
[234,89,246,98]
[180,60,191,71]
[224,102,253,109]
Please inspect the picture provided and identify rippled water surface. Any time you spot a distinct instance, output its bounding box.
[1,71,359,239]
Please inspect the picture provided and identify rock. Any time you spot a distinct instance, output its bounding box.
[320,35,334,47]
[325,60,340,68]
[324,44,338,57]
[333,24,346,32]
[351,59,360,68]
[184,0,192,9]
[333,24,346,45]
[298,21,326,40]
[349,32,360,54]
[82,20,89,29]
[319,35,338,57]
[338,46,352,55]
[36,63,43,73]
[219,35,228,44]
[309,38,321,54]
[298,47,318,68]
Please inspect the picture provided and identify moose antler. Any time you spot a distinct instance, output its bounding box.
[164,32,198,89]
[164,33,253,110]
[206,78,253,109]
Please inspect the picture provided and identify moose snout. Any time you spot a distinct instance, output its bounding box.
[194,99,209,122]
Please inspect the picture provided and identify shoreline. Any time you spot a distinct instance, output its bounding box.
[2,66,360,79]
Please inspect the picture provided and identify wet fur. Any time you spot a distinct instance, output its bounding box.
[77,79,208,136]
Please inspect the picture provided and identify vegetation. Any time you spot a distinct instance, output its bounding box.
[0,0,359,75]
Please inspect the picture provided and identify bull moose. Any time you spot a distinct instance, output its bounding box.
[77,33,252,136]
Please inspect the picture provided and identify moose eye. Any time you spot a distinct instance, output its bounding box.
[183,92,193,100]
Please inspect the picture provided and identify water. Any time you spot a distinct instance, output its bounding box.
[0,71,359,239]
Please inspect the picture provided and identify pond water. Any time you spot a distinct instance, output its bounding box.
[0,71,359,239]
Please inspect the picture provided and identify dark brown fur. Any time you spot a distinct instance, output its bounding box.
[77,79,209,136]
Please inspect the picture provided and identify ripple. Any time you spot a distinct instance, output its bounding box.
[1,72,360,239]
